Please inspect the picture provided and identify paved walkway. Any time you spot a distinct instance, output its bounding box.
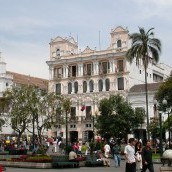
[4,160,162,172]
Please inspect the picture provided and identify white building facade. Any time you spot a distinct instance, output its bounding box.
[0,52,48,138]
[47,26,172,143]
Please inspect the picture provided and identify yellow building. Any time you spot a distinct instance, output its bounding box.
[46,26,168,143]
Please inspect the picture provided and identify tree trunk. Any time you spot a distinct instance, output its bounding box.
[38,129,42,145]
[17,132,22,147]
[144,65,150,140]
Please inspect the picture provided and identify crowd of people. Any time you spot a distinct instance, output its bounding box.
[62,137,155,172]
[124,138,154,172]
[0,135,156,171]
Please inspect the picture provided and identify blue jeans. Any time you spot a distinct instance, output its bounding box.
[114,154,121,167]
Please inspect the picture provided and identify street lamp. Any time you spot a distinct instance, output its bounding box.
[92,115,95,142]
[154,98,171,156]
[65,109,68,155]
[154,99,163,156]
[92,111,98,142]
[161,98,171,149]
[32,114,35,152]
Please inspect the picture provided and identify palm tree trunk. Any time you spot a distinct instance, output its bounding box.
[144,66,150,140]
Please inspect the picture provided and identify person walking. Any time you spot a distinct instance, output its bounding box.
[135,141,142,170]
[112,142,121,167]
[141,141,154,172]
[124,138,136,172]
[104,142,111,158]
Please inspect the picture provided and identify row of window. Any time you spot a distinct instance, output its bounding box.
[139,70,163,82]
[53,60,124,78]
[70,124,92,128]
[54,124,92,129]
[56,77,124,94]
[54,40,122,57]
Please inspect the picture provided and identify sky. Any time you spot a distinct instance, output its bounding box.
[0,0,172,79]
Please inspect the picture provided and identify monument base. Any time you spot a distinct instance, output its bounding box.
[160,166,172,172]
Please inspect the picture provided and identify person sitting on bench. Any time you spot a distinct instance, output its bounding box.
[96,150,110,167]
[69,149,79,167]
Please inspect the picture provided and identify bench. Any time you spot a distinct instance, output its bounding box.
[85,155,103,167]
[9,149,27,155]
[52,155,79,168]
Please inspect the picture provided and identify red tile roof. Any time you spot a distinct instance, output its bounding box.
[7,71,48,90]
[129,82,162,93]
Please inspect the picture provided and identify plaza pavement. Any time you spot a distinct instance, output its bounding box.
[4,160,162,172]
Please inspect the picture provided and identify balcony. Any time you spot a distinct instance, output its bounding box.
[69,116,78,122]
[53,74,62,81]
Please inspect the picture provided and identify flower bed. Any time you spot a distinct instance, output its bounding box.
[3,154,52,163]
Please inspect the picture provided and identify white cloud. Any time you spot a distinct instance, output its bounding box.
[0,16,51,35]
[0,0,172,79]
[0,39,49,79]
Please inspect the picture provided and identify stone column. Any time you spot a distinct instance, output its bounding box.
[93,61,99,75]
[80,63,84,76]
[71,82,74,94]
[78,63,83,76]
[102,79,106,91]
[49,67,53,80]
[86,80,90,93]
[63,65,66,78]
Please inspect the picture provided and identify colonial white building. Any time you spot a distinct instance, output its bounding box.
[0,52,48,137]
[46,26,172,143]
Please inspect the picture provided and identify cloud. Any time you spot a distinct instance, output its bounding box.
[0,16,51,36]
[0,39,49,79]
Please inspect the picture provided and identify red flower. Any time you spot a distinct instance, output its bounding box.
[81,105,85,111]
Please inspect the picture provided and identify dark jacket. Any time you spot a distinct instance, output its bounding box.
[112,145,121,155]
[142,146,153,164]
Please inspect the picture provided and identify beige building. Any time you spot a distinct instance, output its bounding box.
[46,26,171,143]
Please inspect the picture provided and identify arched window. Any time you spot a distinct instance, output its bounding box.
[117,40,122,48]
[74,82,78,93]
[56,48,60,56]
[105,79,110,91]
[68,82,72,94]
[117,77,124,90]
[89,80,94,92]
[83,81,87,93]
[98,80,103,92]
[56,83,61,94]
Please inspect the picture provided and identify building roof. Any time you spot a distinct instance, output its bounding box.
[7,71,48,90]
[129,82,162,93]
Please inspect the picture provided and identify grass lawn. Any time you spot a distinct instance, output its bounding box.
[152,153,160,159]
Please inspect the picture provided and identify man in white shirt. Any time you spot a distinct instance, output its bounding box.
[124,138,136,172]
[104,142,111,158]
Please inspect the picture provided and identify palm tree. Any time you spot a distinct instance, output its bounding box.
[126,27,161,140]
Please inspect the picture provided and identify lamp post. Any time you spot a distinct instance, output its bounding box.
[65,110,68,155]
[154,99,163,156]
[32,113,35,152]
[161,98,171,148]
[154,98,171,155]
[92,115,95,142]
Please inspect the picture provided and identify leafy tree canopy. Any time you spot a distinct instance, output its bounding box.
[3,85,62,145]
[155,75,172,130]
[155,75,172,108]
[96,94,145,140]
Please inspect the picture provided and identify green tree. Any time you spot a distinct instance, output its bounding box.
[149,118,160,140]
[155,75,172,132]
[126,27,161,139]
[96,94,145,140]
[4,85,61,146]
[155,75,172,108]
[0,98,8,130]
